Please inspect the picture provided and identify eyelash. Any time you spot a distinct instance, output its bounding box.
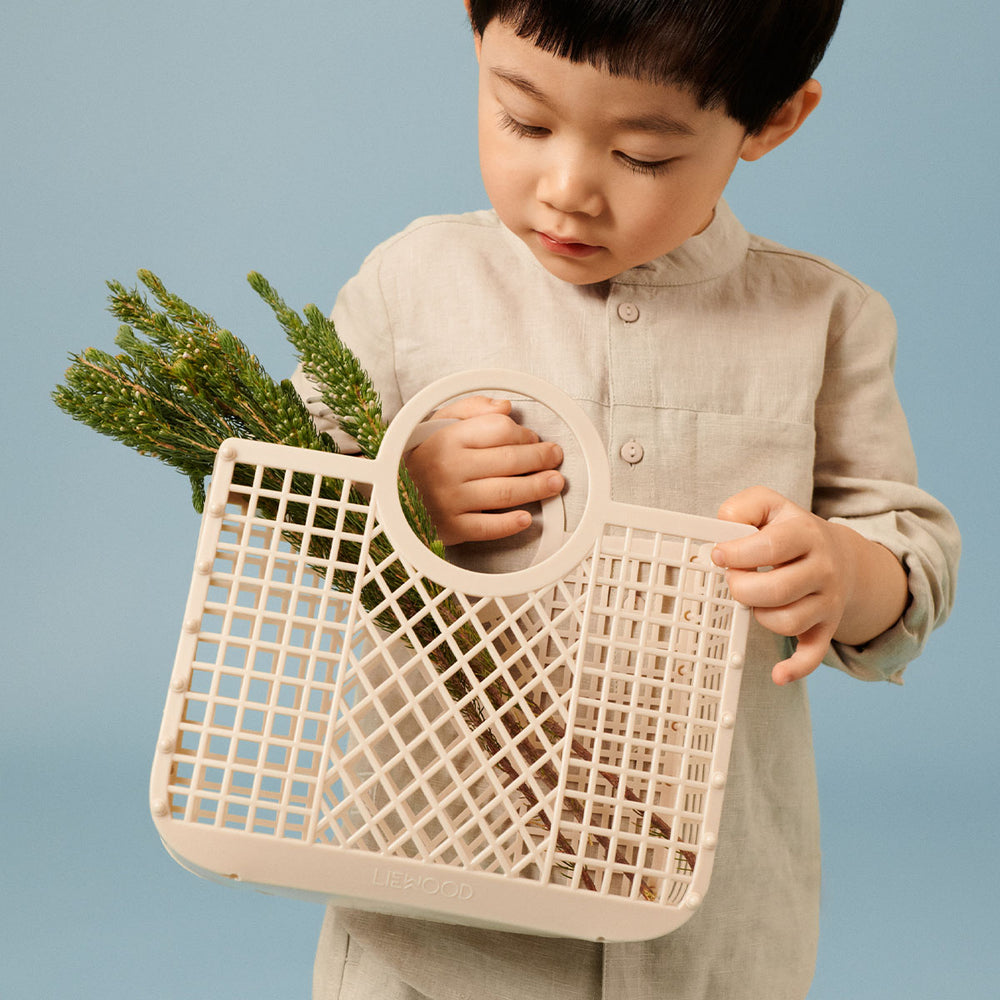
[496,110,547,139]
[617,154,675,177]
[496,110,675,177]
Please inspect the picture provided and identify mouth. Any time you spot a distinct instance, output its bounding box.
[535,231,603,259]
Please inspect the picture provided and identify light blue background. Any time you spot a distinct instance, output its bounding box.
[3,2,997,997]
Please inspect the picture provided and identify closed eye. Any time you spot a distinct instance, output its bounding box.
[497,108,674,176]
[616,152,675,176]
[496,110,548,138]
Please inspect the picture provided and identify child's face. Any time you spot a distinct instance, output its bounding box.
[475,21,754,285]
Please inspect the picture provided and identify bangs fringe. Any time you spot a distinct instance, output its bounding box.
[468,0,843,133]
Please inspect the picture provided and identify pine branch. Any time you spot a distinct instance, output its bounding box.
[247,271,385,460]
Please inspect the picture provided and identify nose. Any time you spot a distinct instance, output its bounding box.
[536,150,605,218]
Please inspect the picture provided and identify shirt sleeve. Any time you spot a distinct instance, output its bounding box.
[811,288,960,683]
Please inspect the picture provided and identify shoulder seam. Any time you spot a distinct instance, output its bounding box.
[745,241,870,293]
[360,210,499,263]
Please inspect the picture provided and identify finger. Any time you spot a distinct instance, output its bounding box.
[462,439,564,481]
[713,514,821,572]
[450,508,534,544]
[456,469,565,514]
[751,594,827,641]
[440,411,541,451]
[408,415,550,488]
[771,623,834,685]
[432,395,512,422]
[724,560,817,611]
[716,485,788,528]
[714,488,809,568]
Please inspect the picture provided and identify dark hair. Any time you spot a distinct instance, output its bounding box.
[466,0,843,134]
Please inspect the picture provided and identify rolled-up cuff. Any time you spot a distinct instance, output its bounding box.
[822,508,959,684]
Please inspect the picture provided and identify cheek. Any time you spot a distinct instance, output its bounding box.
[619,192,687,242]
[477,120,499,183]
[479,137,524,214]
[635,170,727,240]
[478,157,506,217]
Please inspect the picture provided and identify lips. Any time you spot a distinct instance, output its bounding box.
[536,231,602,259]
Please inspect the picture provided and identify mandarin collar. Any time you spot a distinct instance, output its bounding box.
[610,199,749,287]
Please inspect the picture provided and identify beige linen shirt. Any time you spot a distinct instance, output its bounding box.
[298,201,959,1000]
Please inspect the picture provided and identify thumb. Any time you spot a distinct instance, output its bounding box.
[716,485,790,529]
[713,487,803,570]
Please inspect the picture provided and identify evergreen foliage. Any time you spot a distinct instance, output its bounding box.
[53,270,335,511]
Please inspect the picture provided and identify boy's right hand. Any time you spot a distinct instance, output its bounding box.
[405,395,565,546]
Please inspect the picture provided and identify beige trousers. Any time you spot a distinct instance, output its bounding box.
[313,909,429,1000]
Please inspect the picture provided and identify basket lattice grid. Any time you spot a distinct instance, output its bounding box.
[151,370,753,941]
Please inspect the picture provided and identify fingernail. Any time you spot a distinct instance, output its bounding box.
[547,473,564,492]
[711,546,726,567]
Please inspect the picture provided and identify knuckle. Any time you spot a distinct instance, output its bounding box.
[754,570,786,608]
[485,413,521,440]
[492,480,517,509]
[774,609,803,636]
[531,442,554,468]
[498,443,521,469]
[716,500,736,521]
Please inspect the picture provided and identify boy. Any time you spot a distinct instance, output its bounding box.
[298,2,960,997]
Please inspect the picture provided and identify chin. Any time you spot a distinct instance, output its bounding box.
[531,250,619,286]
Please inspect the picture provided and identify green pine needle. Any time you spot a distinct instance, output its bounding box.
[54,272,395,517]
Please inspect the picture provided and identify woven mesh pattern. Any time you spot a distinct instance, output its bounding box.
[155,438,747,925]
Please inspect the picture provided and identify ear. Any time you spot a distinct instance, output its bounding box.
[740,79,822,162]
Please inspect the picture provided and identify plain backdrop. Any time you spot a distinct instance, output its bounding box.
[3,2,997,997]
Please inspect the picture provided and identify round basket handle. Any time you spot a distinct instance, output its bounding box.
[401,416,568,565]
[374,369,611,598]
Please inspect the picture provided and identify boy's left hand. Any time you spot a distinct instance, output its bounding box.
[711,486,908,686]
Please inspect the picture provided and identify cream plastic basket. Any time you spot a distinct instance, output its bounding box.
[150,369,754,942]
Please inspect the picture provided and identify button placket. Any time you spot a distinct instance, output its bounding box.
[609,291,647,477]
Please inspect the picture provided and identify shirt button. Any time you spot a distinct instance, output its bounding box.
[620,440,644,464]
[617,302,640,323]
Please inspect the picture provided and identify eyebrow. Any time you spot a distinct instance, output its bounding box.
[490,67,697,138]
[613,110,696,138]
[491,67,549,104]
